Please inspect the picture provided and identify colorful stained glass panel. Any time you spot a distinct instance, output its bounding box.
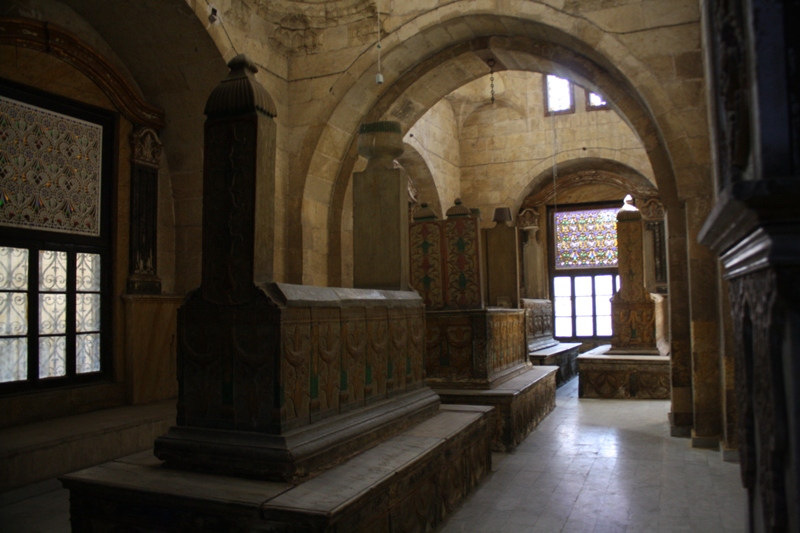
[554,208,618,269]
[0,95,103,236]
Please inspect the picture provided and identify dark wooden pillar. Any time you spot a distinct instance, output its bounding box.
[127,127,162,294]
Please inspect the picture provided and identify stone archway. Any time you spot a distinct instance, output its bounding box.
[518,158,659,210]
[294,7,714,438]
[397,142,443,218]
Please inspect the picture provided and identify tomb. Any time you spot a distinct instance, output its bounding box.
[61,56,492,531]
[410,201,557,451]
[522,298,581,386]
[578,195,670,399]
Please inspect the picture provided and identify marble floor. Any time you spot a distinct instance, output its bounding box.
[0,378,746,532]
[440,379,747,533]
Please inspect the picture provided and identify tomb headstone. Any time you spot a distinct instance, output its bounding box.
[608,194,659,354]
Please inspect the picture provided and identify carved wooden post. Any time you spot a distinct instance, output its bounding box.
[127,127,162,294]
[640,198,667,294]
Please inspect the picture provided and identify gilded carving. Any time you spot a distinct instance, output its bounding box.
[487,313,525,374]
[639,198,665,221]
[516,207,539,229]
[579,365,670,399]
[610,302,657,348]
[522,299,555,351]
[130,127,163,168]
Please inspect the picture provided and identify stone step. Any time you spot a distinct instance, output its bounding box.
[61,405,493,532]
[433,366,558,452]
[0,400,174,492]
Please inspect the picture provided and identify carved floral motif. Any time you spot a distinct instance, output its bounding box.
[130,127,163,168]
[729,269,787,532]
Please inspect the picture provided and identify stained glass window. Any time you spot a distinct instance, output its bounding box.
[0,94,103,236]
[554,208,618,269]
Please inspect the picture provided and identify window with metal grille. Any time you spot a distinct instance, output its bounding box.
[0,79,114,392]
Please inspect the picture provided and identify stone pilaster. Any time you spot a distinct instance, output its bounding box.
[609,195,659,355]
[353,122,408,290]
[127,127,162,294]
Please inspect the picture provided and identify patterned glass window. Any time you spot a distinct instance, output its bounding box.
[0,247,28,383]
[554,208,618,270]
[0,95,103,236]
[0,247,105,384]
[0,81,111,391]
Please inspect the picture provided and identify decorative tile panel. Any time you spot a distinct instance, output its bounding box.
[444,217,482,309]
[0,95,103,236]
[409,221,444,309]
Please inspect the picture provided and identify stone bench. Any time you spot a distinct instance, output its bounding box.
[62,405,493,532]
[434,366,557,451]
[425,309,558,451]
[578,346,670,399]
[529,342,582,387]
[0,400,174,491]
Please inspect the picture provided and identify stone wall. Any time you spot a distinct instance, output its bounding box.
[406,99,462,214]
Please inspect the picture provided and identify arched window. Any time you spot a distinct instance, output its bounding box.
[0,79,114,391]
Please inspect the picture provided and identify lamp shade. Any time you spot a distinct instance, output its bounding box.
[492,207,513,224]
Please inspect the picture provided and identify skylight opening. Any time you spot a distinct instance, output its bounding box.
[546,75,573,113]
